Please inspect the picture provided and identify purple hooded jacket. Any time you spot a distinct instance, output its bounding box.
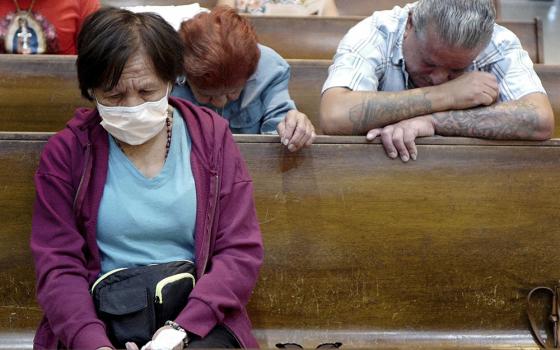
[30,97,264,349]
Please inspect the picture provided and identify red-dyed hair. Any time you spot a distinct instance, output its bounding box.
[179,6,260,90]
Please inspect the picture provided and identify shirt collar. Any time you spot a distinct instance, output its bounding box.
[392,18,412,88]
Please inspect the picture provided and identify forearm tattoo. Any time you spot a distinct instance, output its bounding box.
[433,101,540,139]
[348,91,432,134]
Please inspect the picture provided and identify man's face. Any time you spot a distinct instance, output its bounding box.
[402,17,484,88]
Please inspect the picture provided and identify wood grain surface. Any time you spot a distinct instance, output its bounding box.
[334,0,501,18]
[248,16,543,63]
[0,133,558,348]
[0,56,557,136]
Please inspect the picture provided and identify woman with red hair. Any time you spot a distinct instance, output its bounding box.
[172,5,315,152]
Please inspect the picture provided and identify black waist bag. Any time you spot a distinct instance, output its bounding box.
[91,260,196,348]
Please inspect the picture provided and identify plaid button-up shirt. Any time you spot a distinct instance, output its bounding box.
[322,2,546,101]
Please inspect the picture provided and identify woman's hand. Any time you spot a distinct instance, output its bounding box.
[277,110,316,152]
[125,326,186,350]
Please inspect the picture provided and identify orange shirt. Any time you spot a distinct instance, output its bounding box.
[0,0,99,54]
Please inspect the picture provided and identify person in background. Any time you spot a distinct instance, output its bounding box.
[30,7,263,350]
[320,0,554,161]
[0,0,99,54]
[217,0,338,16]
[172,6,315,152]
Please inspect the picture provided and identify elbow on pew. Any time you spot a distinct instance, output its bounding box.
[319,87,360,135]
[537,103,555,141]
[523,92,556,141]
[534,115,555,141]
[319,109,352,135]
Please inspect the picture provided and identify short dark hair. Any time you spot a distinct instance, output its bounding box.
[76,7,184,101]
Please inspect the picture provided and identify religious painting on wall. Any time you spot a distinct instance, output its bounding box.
[0,0,58,54]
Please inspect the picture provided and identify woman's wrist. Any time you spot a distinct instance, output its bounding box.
[164,321,189,346]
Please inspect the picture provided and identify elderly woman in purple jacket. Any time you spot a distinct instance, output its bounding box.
[30,7,263,350]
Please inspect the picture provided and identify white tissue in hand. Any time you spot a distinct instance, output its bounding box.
[149,328,186,350]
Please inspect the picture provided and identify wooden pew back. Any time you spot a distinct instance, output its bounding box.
[100,0,501,18]
[0,55,84,132]
[0,56,557,137]
[334,0,501,18]
[249,16,544,63]
[1,133,559,348]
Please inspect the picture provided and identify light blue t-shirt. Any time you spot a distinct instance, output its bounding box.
[172,44,296,135]
[96,110,197,274]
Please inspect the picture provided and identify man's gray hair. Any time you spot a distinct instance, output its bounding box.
[412,0,496,50]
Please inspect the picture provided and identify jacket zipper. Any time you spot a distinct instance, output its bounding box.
[223,323,245,349]
[200,173,220,275]
[154,273,196,304]
[73,143,92,218]
[90,267,127,293]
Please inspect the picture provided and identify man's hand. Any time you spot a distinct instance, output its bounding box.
[277,109,316,152]
[438,71,499,110]
[366,115,435,162]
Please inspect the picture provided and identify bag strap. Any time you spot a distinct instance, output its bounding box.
[527,286,560,348]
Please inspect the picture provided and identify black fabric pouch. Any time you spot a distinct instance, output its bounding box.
[90,260,196,348]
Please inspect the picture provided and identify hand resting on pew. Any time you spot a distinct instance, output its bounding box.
[277,109,316,152]
[363,73,551,161]
[172,6,316,152]
[320,0,554,162]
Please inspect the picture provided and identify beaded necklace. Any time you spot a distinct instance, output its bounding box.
[116,109,173,159]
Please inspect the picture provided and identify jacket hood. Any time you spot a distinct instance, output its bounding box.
[66,107,100,148]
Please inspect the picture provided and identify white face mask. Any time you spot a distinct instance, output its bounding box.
[96,88,169,145]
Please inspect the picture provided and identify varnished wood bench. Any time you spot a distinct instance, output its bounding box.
[248,16,543,63]
[1,132,559,348]
[334,0,501,18]
[100,0,501,18]
[0,56,557,137]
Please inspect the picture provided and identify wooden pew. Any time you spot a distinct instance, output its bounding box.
[0,56,557,137]
[334,0,501,18]
[1,132,559,348]
[249,16,544,63]
[0,55,85,132]
[101,0,218,8]
[100,0,501,18]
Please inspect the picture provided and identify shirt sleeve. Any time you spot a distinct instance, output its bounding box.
[78,0,100,26]
[486,25,546,102]
[322,16,385,93]
[31,134,114,350]
[259,63,296,134]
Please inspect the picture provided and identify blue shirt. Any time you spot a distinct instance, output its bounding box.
[172,44,296,134]
[323,2,546,101]
[96,110,197,274]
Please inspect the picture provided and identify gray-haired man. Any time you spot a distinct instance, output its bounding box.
[320,0,554,162]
